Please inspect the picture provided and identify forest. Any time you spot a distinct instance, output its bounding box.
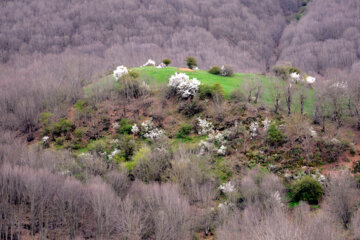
[1,0,360,239]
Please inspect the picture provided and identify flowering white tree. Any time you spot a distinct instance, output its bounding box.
[131,124,139,134]
[305,76,316,84]
[217,145,227,156]
[168,73,201,98]
[113,65,128,80]
[197,118,214,135]
[249,122,259,138]
[289,72,300,83]
[141,59,156,67]
[219,182,235,194]
[262,118,271,132]
[140,120,164,140]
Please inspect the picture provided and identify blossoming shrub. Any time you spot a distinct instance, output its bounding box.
[141,59,156,67]
[113,65,128,80]
[168,72,201,98]
[140,120,165,140]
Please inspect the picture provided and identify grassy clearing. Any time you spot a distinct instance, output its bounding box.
[135,66,315,114]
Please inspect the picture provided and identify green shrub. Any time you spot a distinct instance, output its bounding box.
[208,66,221,75]
[266,124,284,147]
[353,161,360,173]
[40,112,53,136]
[198,83,225,100]
[118,135,136,161]
[185,57,198,69]
[290,175,323,204]
[230,89,245,103]
[176,124,193,139]
[162,58,171,66]
[55,137,65,146]
[272,64,301,81]
[117,118,133,135]
[128,70,139,79]
[51,118,75,136]
[88,139,107,154]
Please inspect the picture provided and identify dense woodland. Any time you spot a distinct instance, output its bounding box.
[2,0,360,239]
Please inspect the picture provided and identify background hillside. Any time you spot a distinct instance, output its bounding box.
[1,0,359,75]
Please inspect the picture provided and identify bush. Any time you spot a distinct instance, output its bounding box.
[176,124,193,139]
[230,89,245,103]
[40,112,53,136]
[198,83,225,100]
[178,99,204,117]
[117,118,133,135]
[128,70,139,79]
[220,65,234,77]
[162,58,171,66]
[266,124,284,147]
[208,66,221,75]
[55,136,65,146]
[291,176,323,204]
[52,118,75,136]
[272,64,301,81]
[116,74,148,100]
[185,57,198,69]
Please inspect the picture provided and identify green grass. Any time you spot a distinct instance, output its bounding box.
[134,66,315,114]
[84,66,315,114]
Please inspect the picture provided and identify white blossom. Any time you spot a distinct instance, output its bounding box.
[309,127,317,137]
[112,122,120,129]
[131,124,139,134]
[140,120,165,140]
[144,129,165,140]
[113,65,128,80]
[198,140,215,155]
[290,72,300,83]
[331,138,341,144]
[306,76,316,84]
[197,118,214,135]
[262,118,271,132]
[108,149,121,160]
[42,136,49,144]
[156,62,166,68]
[141,120,154,132]
[141,59,156,67]
[217,145,227,156]
[249,122,259,138]
[219,182,235,193]
[168,72,201,98]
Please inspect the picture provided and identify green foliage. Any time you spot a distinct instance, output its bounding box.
[272,64,301,81]
[51,118,75,136]
[162,58,171,66]
[40,112,53,136]
[353,161,360,173]
[55,136,65,146]
[88,139,107,154]
[118,135,136,161]
[185,57,198,69]
[198,83,225,100]
[128,70,139,79]
[117,118,133,135]
[266,124,284,147]
[208,66,221,75]
[176,124,193,139]
[230,89,245,103]
[290,175,323,204]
